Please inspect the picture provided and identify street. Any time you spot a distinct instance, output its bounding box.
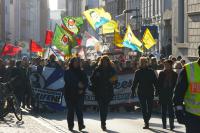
[0,110,185,133]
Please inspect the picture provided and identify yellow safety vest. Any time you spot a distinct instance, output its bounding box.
[184,61,200,116]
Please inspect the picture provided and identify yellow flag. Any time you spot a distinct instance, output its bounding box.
[102,20,118,34]
[142,28,156,49]
[123,25,143,53]
[83,8,111,30]
[114,30,123,47]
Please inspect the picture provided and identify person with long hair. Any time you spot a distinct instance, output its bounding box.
[64,57,88,131]
[90,55,117,131]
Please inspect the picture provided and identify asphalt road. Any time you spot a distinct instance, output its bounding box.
[0,110,185,133]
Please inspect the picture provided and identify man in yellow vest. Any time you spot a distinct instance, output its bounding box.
[173,45,200,133]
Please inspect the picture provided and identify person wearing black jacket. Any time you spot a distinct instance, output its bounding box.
[64,57,88,131]
[173,45,200,133]
[131,57,158,129]
[90,55,117,131]
[158,60,178,130]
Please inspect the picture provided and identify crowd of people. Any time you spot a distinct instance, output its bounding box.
[0,45,199,133]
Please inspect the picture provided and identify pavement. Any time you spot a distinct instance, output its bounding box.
[0,110,185,133]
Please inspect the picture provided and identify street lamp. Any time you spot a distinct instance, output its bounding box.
[115,9,140,18]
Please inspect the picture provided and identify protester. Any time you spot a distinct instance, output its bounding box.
[158,60,178,130]
[63,57,88,131]
[171,57,177,65]
[6,59,17,81]
[131,57,158,129]
[157,58,165,70]
[177,56,182,61]
[11,60,27,106]
[21,57,32,109]
[174,61,183,74]
[90,55,117,131]
[173,45,200,133]
[149,57,158,70]
[46,54,60,68]
[0,59,6,82]
[180,59,186,66]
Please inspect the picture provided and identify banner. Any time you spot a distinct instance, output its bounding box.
[34,89,62,104]
[30,70,161,110]
[84,74,134,105]
[42,67,65,90]
[29,68,65,110]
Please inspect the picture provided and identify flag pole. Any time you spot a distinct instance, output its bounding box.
[29,40,32,59]
[47,45,51,59]
[92,28,106,44]
[83,46,87,60]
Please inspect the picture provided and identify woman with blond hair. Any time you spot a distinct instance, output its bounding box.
[90,55,117,131]
[131,57,158,129]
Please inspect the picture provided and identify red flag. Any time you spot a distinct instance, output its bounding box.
[76,37,82,46]
[1,43,22,56]
[30,40,43,52]
[45,30,53,45]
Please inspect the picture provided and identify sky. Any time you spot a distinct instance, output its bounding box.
[49,0,58,10]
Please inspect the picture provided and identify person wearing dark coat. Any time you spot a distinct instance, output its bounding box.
[131,57,158,129]
[6,60,26,106]
[46,54,60,68]
[158,59,178,130]
[0,59,6,82]
[90,55,117,131]
[64,57,88,131]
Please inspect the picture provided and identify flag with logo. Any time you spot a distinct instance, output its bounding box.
[123,25,143,52]
[83,8,111,30]
[1,43,22,56]
[142,28,156,49]
[52,24,76,55]
[62,16,83,34]
[30,40,43,52]
[102,20,118,34]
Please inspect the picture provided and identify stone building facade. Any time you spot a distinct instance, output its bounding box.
[172,0,200,60]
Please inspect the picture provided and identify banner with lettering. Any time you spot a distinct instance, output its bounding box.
[84,74,135,105]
